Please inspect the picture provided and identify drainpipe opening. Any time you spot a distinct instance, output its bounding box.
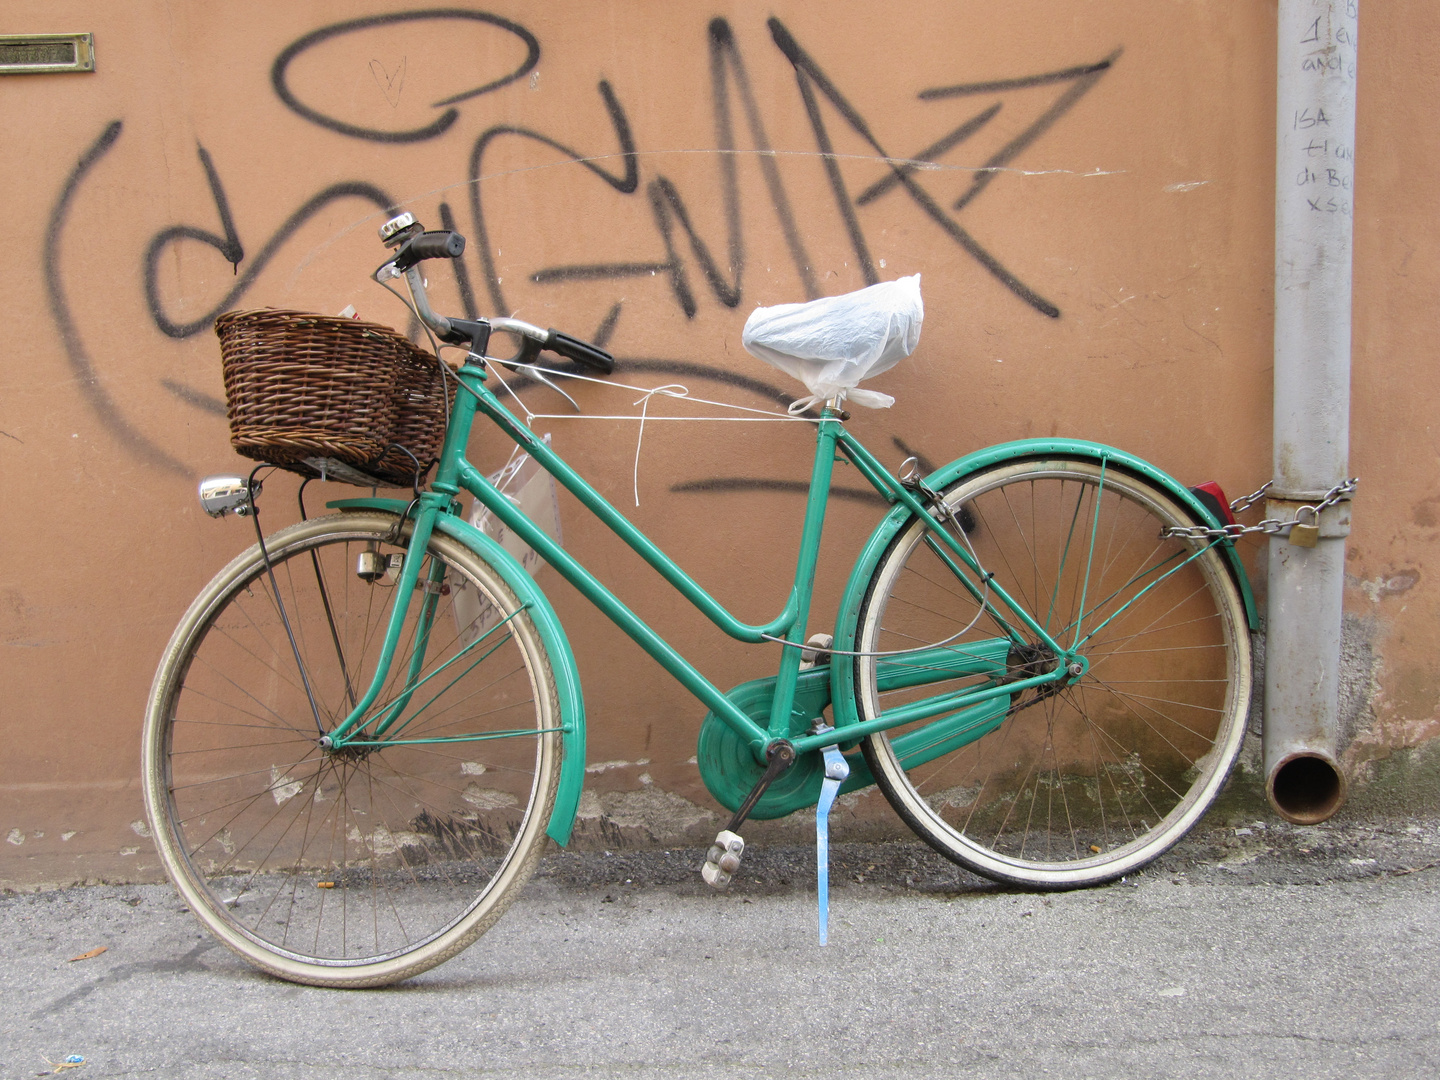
[1266,752,1347,825]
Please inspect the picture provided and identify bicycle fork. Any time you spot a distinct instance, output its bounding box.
[319,495,451,750]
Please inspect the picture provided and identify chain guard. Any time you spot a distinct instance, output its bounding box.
[695,669,832,819]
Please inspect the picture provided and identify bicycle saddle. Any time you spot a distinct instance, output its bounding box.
[741,275,923,411]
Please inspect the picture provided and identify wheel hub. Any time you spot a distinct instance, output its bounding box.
[1004,642,1063,706]
[323,733,380,760]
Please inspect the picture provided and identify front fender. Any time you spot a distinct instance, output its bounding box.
[828,439,1260,728]
[329,498,586,847]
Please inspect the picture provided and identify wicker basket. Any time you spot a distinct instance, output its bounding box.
[369,330,456,486]
[215,309,452,488]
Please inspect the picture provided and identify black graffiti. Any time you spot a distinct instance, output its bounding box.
[269,12,1118,323]
[706,18,818,301]
[644,175,742,314]
[670,477,887,506]
[144,141,399,338]
[44,121,189,476]
[856,102,1002,207]
[437,200,478,319]
[769,20,1120,318]
[160,378,225,416]
[271,9,540,143]
[468,79,640,315]
[473,17,1113,325]
[591,302,623,348]
[852,52,1117,218]
[142,146,245,282]
[920,53,1119,213]
[773,21,880,287]
[262,9,1115,328]
[510,18,821,323]
[58,12,1120,474]
[669,435,938,505]
[520,18,821,319]
[616,358,805,411]
[494,356,807,415]
[668,430,943,506]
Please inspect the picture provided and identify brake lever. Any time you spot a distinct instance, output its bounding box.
[486,328,581,412]
[513,365,580,413]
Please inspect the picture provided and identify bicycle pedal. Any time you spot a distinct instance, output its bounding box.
[701,830,745,889]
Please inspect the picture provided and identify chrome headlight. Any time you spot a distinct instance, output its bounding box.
[198,475,260,518]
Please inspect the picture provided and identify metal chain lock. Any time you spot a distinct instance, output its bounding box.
[1159,477,1357,543]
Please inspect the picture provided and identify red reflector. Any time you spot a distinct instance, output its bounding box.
[1190,481,1237,526]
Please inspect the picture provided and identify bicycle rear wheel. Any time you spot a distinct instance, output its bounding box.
[853,459,1251,888]
[143,512,561,986]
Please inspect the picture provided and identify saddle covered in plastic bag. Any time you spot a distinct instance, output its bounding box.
[741,275,922,412]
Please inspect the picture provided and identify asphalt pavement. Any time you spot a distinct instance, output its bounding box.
[3,817,1439,1079]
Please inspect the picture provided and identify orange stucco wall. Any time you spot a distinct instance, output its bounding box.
[2,0,1435,887]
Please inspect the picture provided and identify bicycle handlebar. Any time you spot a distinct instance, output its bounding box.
[481,319,616,375]
[393,230,465,272]
[543,329,615,373]
[376,216,614,375]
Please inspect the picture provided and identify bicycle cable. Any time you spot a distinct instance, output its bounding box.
[376,274,458,430]
[476,352,826,508]
[376,268,827,436]
[762,508,997,660]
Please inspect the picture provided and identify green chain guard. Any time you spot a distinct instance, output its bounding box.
[698,634,1018,818]
[696,669,856,819]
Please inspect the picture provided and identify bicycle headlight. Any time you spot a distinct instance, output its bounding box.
[198,475,260,518]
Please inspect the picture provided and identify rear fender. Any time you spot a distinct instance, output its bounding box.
[829,440,1260,729]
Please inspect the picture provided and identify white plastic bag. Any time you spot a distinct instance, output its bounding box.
[741,275,922,411]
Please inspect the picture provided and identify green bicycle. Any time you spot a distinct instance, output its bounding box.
[143,214,1256,987]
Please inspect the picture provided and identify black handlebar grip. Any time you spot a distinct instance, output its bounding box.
[393,230,465,271]
[544,329,615,374]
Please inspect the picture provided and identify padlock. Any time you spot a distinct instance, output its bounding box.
[1288,508,1320,548]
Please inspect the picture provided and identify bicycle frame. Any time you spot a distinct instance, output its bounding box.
[319,359,1081,768]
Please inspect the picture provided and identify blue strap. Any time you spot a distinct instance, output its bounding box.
[816,741,851,945]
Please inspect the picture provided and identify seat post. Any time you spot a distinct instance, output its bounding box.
[764,412,842,738]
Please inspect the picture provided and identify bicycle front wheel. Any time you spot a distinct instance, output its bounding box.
[853,459,1251,888]
[143,512,562,986]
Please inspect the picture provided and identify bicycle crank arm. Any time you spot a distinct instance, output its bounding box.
[701,740,795,888]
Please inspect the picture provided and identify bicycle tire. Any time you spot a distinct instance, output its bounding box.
[143,512,561,986]
[853,459,1251,888]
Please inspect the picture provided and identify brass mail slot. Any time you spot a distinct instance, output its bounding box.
[0,34,95,75]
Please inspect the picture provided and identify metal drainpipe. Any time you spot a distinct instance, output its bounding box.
[1265,0,1358,824]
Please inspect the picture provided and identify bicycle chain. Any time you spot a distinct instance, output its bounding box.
[1160,477,1358,542]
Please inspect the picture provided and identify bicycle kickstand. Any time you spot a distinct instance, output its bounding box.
[701,740,795,888]
[812,724,850,946]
